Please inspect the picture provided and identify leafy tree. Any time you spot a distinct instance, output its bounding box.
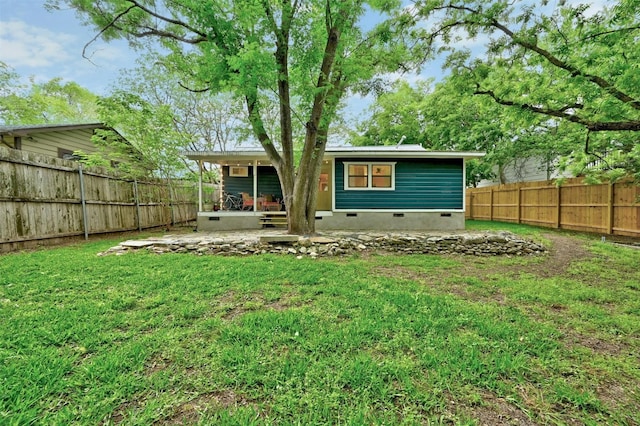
[355,71,594,185]
[94,55,250,182]
[395,0,640,181]
[0,62,98,125]
[48,0,406,234]
[352,79,431,147]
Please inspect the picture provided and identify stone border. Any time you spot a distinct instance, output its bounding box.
[99,231,546,258]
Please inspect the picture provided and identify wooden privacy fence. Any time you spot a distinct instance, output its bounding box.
[1,146,197,252]
[465,177,640,237]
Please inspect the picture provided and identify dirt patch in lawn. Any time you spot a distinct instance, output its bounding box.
[159,390,257,425]
[372,233,593,298]
[217,290,310,321]
[525,233,593,277]
[460,391,537,426]
[458,233,594,281]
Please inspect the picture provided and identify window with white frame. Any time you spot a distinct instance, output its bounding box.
[344,162,395,190]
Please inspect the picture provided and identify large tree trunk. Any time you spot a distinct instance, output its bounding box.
[288,143,327,235]
[286,25,342,235]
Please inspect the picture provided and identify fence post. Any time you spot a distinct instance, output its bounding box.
[133,178,142,231]
[198,160,203,212]
[555,185,561,229]
[169,182,175,226]
[607,182,614,235]
[516,187,521,224]
[78,165,89,240]
[469,192,474,220]
[489,188,494,221]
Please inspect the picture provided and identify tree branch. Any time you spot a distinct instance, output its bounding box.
[82,4,138,61]
[426,4,640,110]
[134,27,206,44]
[582,25,640,41]
[245,90,282,165]
[178,82,210,93]
[475,88,640,131]
[486,19,640,110]
[125,0,208,39]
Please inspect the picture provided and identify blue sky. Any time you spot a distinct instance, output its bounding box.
[0,1,432,120]
[0,0,140,95]
[0,0,607,120]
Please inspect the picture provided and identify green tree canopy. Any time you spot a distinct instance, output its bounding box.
[95,55,250,180]
[0,62,98,125]
[387,0,640,181]
[48,0,408,233]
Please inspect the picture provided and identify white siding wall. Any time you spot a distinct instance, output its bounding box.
[1,135,18,149]
[477,156,572,187]
[19,129,99,158]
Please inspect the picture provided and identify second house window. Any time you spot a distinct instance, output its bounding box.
[345,162,395,190]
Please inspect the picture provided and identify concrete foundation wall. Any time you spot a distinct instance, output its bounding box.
[197,213,260,231]
[196,211,465,232]
[316,212,465,231]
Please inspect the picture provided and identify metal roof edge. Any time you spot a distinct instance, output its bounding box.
[183,149,486,161]
[0,122,106,135]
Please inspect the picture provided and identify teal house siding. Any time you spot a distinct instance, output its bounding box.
[256,166,283,199]
[223,166,282,199]
[335,158,464,210]
[222,166,253,194]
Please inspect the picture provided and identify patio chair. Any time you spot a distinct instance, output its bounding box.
[261,194,282,211]
[241,192,254,210]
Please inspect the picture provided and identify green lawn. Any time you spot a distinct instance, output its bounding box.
[1,223,639,425]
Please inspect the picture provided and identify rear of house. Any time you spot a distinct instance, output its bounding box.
[186,145,484,231]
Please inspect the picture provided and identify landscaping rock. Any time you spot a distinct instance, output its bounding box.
[99,230,547,258]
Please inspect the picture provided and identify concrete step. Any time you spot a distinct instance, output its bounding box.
[260,212,288,228]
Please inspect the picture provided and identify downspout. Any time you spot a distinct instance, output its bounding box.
[253,159,258,212]
[198,160,203,212]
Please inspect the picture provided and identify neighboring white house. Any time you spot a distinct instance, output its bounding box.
[0,123,114,160]
[478,156,572,187]
[0,122,151,174]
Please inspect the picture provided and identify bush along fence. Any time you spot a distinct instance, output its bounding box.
[465,177,640,238]
[0,146,198,252]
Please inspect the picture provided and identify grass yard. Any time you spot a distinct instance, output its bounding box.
[1,222,639,425]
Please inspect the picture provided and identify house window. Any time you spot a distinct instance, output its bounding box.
[58,148,80,160]
[229,166,249,177]
[344,162,395,190]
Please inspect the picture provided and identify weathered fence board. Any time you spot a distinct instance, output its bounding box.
[1,146,197,252]
[466,177,640,237]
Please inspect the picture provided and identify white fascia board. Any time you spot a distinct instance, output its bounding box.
[184,150,485,162]
[324,151,485,160]
[184,150,270,163]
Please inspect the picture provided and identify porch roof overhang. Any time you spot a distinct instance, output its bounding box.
[184,145,485,164]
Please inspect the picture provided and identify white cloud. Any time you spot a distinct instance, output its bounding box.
[0,20,74,67]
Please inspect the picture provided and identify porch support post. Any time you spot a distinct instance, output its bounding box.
[198,160,203,212]
[253,159,258,212]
